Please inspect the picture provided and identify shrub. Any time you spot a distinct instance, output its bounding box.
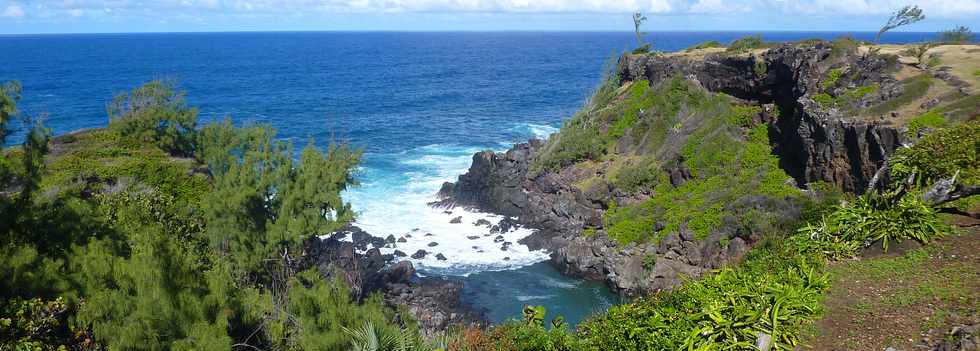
[727,35,768,53]
[938,26,975,44]
[579,244,828,350]
[685,40,724,51]
[890,122,979,186]
[796,191,948,255]
[107,80,198,156]
[829,37,860,59]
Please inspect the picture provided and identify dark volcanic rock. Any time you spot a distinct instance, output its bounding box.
[427,242,439,247]
[411,250,428,259]
[449,216,462,224]
[435,253,447,261]
[307,227,480,336]
[474,219,492,227]
[397,237,407,243]
[393,250,407,257]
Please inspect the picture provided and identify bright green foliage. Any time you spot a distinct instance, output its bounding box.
[604,98,798,244]
[822,68,844,89]
[726,35,768,53]
[108,80,198,156]
[72,190,229,349]
[200,119,360,279]
[292,271,404,351]
[2,81,416,350]
[813,84,880,109]
[890,122,979,187]
[796,191,948,256]
[812,93,835,108]
[579,243,829,350]
[41,130,209,204]
[906,110,946,135]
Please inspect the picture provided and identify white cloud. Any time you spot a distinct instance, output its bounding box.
[3,0,978,21]
[1,3,25,18]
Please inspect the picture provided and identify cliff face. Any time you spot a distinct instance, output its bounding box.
[618,43,905,193]
[438,42,911,296]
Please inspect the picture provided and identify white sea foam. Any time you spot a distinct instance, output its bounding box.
[341,143,550,276]
[510,123,559,140]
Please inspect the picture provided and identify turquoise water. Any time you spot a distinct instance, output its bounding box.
[0,31,935,326]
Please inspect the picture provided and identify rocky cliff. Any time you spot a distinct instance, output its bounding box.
[305,226,477,335]
[436,41,927,296]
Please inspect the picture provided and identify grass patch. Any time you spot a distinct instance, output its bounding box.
[906,110,946,135]
[867,74,933,116]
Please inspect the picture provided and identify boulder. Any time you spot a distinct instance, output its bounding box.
[411,250,428,259]
[450,216,462,224]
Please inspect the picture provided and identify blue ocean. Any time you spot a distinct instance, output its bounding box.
[0,31,936,325]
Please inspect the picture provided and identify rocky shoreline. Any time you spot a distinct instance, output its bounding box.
[434,42,911,296]
[304,226,479,335]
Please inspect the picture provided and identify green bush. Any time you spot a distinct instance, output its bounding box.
[796,191,948,256]
[726,35,768,53]
[107,80,198,156]
[822,68,844,90]
[890,122,979,186]
[938,26,975,44]
[579,244,828,350]
[686,40,724,51]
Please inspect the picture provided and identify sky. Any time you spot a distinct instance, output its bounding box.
[1,0,979,34]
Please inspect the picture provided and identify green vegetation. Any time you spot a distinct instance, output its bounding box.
[867,74,932,115]
[822,68,844,89]
[795,191,947,258]
[0,80,420,350]
[685,40,724,51]
[580,242,828,350]
[829,37,860,59]
[726,35,769,53]
[813,83,880,109]
[938,26,975,44]
[603,93,798,244]
[906,110,946,135]
[890,122,980,187]
[107,79,198,156]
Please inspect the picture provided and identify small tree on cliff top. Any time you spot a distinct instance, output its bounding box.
[633,12,651,53]
[875,5,925,43]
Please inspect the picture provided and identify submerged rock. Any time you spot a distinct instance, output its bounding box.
[450,216,462,224]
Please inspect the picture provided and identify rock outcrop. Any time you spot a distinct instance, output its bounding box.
[304,226,476,335]
[437,42,907,296]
